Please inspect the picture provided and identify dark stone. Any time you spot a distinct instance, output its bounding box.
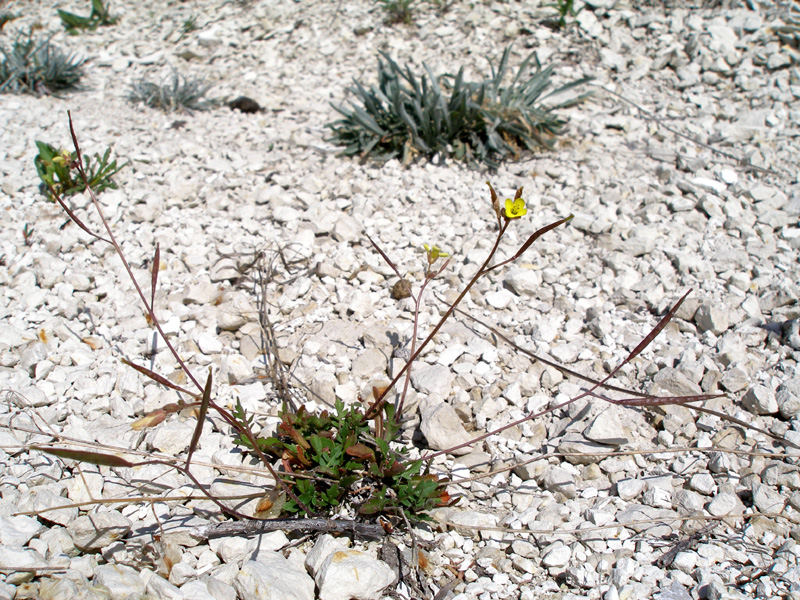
[390,279,412,300]
[227,96,262,113]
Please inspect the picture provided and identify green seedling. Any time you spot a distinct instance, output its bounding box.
[183,15,199,34]
[328,45,592,167]
[34,140,127,199]
[58,0,117,33]
[22,223,34,246]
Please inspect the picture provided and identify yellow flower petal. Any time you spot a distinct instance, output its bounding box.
[504,198,527,219]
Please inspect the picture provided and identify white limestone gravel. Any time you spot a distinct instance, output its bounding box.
[1,0,800,599]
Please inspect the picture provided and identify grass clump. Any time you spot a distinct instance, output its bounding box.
[127,70,215,113]
[0,32,84,95]
[34,140,127,199]
[379,0,416,25]
[544,0,582,30]
[327,45,592,167]
[58,0,117,33]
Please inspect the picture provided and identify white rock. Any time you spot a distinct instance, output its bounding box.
[550,341,581,364]
[19,341,47,374]
[184,277,222,305]
[196,331,224,354]
[419,397,473,456]
[691,177,726,195]
[485,289,515,309]
[411,364,454,397]
[94,564,146,600]
[504,268,543,296]
[115,369,143,401]
[719,169,738,184]
[273,205,302,223]
[68,511,132,551]
[542,544,572,568]
[0,547,47,584]
[742,385,778,415]
[672,551,698,573]
[234,556,314,600]
[169,561,197,586]
[689,473,716,495]
[777,379,800,419]
[16,488,77,527]
[145,572,183,599]
[150,419,196,455]
[332,214,362,243]
[694,304,729,335]
[315,549,396,600]
[225,354,255,384]
[541,467,577,499]
[584,406,630,446]
[184,578,237,600]
[706,492,744,517]
[351,348,388,378]
[0,515,44,546]
[306,534,349,577]
[250,531,290,559]
[209,535,257,565]
[616,478,646,500]
[437,343,466,366]
[751,483,785,513]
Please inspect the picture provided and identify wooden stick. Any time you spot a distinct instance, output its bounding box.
[193,518,386,540]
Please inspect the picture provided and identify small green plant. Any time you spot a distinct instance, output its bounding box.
[22,223,34,246]
[0,32,84,95]
[34,141,127,199]
[182,15,199,34]
[233,397,450,517]
[327,45,592,167]
[544,0,582,30]
[127,70,215,112]
[58,0,117,33]
[31,114,726,550]
[379,0,416,25]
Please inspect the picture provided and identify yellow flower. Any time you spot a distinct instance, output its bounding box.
[504,198,527,220]
[423,244,449,265]
[51,149,73,167]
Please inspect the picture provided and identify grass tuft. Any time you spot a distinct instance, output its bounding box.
[379,0,416,25]
[327,45,592,167]
[127,70,215,113]
[58,0,117,33]
[0,32,85,95]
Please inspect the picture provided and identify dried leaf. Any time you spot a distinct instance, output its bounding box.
[150,243,160,311]
[345,443,376,463]
[186,369,212,468]
[130,409,167,430]
[33,446,134,468]
[82,336,102,350]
